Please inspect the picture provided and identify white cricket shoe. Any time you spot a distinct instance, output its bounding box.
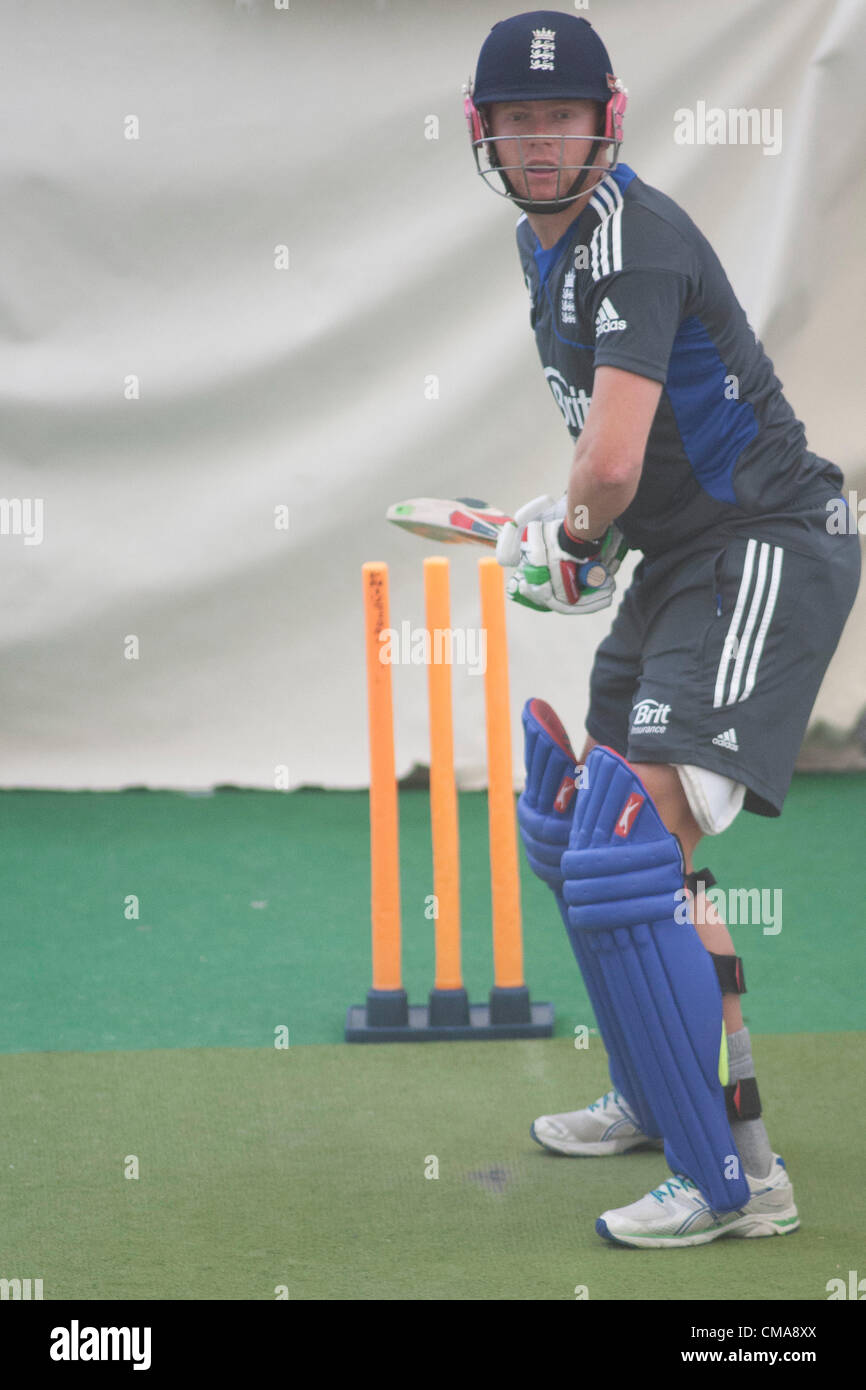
[596,1154,800,1248]
[531,1089,664,1156]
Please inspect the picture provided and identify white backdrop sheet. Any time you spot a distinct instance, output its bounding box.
[0,0,863,789]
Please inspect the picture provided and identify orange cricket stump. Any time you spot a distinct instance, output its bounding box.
[479,557,553,1032]
[424,557,470,1027]
[346,556,553,1042]
[347,561,409,1034]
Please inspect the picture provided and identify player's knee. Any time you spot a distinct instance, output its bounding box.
[630,761,702,858]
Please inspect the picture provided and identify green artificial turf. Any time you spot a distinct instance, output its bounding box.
[1,778,862,1301]
[1,1033,861,1300]
[0,776,863,1053]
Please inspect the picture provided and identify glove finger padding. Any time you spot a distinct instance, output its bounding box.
[495,493,556,568]
[495,522,523,568]
[533,493,568,525]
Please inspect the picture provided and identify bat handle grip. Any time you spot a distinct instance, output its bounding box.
[578,560,609,590]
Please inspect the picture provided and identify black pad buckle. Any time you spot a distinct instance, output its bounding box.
[725,1076,762,1122]
[684,866,717,896]
[710,952,747,995]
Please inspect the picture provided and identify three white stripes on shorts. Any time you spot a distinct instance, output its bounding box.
[714,539,784,707]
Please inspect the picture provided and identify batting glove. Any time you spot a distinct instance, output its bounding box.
[508,518,617,613]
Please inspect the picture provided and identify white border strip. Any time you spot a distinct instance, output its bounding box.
[739,545,784,702]
[727,542,770,704]
[713,538,756,709]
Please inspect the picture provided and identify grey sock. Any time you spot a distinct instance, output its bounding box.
[727,1026,774,1180]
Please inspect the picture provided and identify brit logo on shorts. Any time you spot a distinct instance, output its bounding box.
[631,698,671,733]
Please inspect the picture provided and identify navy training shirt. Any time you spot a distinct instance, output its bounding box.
[516,163,842,558]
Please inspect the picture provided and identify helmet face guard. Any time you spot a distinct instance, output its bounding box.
[463,78,627,214]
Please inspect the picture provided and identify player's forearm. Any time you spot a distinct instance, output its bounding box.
[565,442,641,542]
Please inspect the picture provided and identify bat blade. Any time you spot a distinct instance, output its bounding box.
[386,497,514,548]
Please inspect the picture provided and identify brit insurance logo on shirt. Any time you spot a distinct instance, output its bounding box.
[595,297,627,334]
[544,367,591,431]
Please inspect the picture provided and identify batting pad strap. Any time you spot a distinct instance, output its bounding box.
[685,866,717,897]
[725,1077,762,1122]
[711,953,747,995]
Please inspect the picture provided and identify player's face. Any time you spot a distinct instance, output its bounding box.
[486,99,604,202]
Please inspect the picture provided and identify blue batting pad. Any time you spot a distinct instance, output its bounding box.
[518,698,749,1212]
[562,741,749,1212]
[517,699,661,1138]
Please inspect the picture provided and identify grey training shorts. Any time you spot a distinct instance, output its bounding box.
[586,484,861,816]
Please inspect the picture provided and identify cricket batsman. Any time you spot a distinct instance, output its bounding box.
[465,10,860,1246]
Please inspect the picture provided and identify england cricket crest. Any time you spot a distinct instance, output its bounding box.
[529,28,556,71]
[560,268,576,326]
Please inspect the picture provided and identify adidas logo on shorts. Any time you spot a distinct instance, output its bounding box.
[712,728,739,751]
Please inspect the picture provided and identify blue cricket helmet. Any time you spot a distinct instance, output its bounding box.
[465,11,627,214]
[473,10,615,106]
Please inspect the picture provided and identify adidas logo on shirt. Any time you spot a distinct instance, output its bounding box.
[595,297,627,334]
[712,728,739,751]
